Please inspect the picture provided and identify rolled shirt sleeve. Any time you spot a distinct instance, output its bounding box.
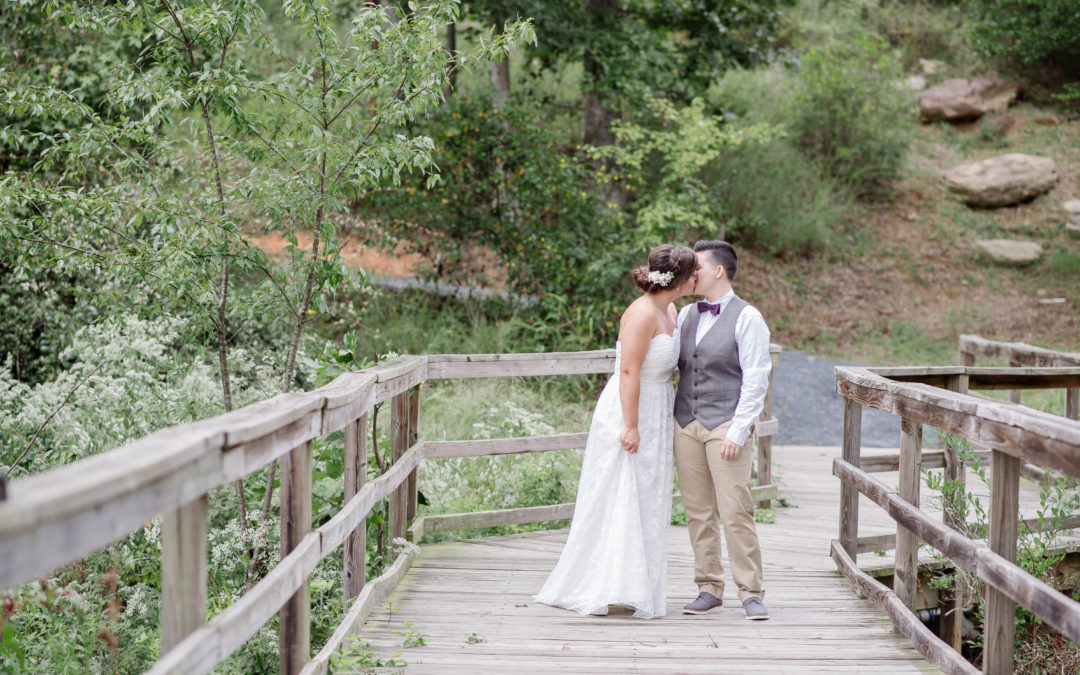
[726,307,772,446]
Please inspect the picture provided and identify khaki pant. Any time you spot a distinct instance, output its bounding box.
[674,419,764,602]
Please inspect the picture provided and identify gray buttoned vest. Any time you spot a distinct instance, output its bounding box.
[674,295,749,430]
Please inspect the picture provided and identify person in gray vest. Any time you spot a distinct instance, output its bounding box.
[674,240,772,620]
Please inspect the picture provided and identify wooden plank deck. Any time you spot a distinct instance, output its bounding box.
[344,444,1063,673]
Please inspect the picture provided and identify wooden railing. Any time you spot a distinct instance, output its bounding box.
[0,345,780,674]
[832,335,1080,675]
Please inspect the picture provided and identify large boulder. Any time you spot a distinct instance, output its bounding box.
[943,154,1058,207]
[976,239,1043,266]
[920,77,1018,122]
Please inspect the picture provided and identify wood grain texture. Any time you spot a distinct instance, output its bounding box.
[958,335,1080,368]
[302,548,418,675]
[337,446,943,675]
[984,450,1020,675]
[280,441,313,675]
[833,458,1080,645]
[840,398,862,558]
[426,433,590,458]
[390,392,410,542]
[894,419,922,610]
[343,416,367,604]
[160,496,208,654]
[830,540,978,675]
[835,366,1080,477]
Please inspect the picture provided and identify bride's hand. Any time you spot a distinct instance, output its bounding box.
[620,427,640,454]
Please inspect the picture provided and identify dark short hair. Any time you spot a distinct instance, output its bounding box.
[693,240,738,281]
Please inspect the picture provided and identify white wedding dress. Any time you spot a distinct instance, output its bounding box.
[535,330,678,619]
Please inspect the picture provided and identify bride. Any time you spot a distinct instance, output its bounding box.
[535,244,698,619]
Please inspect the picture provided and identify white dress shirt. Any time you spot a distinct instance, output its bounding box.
[676,289,772,446]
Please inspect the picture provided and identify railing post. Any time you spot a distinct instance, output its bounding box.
[1066,387,1078,421]
[279,440,313,675]
[894,417,922,611]
[985,449,1019,675]
[1007,360,1022,405]
[839,397,862,559]
[160,496,208,654]
[940,374,969,652]
[390,392,409,541]
[757,350,778,509]
[343,415,368,605]
[406,386,421,521]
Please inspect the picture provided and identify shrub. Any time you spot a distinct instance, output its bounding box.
[706,66,850,255]
[969,0,1080,72]
[785,35,913,194]
[704,137,846,256]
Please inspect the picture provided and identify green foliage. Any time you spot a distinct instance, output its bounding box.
[591,96,778,248]
[494,0,792,105]
[969,0,1080,71]
[785,35,913,194]
[330,636,406,673]
[361,93,611,301]
[924,434,1080,654]
[394,620,428,648]
[705,66,848,255]
[0,2,144,174]
[780,0,978,70]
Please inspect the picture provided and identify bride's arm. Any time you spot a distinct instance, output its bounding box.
[617,303,653,454]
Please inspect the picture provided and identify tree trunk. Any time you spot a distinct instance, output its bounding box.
[583,0,626,207]
[443,22,457,101]
[489,17,510,105]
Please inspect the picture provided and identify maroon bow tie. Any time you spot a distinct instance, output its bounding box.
[697,301,722,315]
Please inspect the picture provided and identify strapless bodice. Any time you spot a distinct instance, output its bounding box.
[613,330,680,383]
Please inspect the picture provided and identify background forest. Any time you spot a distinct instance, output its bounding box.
[2,0,1080,672]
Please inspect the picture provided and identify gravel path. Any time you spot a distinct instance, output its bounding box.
[774,349,940,448]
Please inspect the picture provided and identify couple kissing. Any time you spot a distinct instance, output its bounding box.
[535,241,771,621]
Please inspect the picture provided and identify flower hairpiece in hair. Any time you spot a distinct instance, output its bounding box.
[647,270,675,287]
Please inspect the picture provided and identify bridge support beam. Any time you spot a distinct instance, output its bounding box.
[839,398,862,559]
[390,392,410,541]
[940,373,969,652]
[344,414,368,604]
[279,440,312,675]
[894,418,922,612]
[985,449,1019,675]
[406,387,420,521]
[160,496,208,654]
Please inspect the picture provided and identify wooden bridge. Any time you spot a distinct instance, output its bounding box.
[2,335,1079,674]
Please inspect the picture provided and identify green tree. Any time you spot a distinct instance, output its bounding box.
[969,0,1080,71]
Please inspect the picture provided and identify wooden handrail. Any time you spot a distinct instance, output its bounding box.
[959,334,1080,367]
[1,345,783,674]
[835,343,1080,675]
[835,366,1080,476]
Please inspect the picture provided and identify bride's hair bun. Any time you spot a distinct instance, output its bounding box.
[631,266,653,292]
[632,245,697,293]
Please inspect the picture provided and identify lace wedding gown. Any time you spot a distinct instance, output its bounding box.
[535,330,678,619]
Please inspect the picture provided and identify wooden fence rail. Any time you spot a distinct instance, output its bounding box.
[833,334,1080,675]
[1,344,781,674]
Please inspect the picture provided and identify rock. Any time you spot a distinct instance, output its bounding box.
[1065,200,1080,227]
[920,77,1019,122]
[920,59,947,75]
[906,75,927,91]
[943,154,1058,207]
[976,239,1043,266]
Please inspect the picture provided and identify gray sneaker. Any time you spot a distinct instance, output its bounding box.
[682,592,723,615]
[742,596,769,620]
